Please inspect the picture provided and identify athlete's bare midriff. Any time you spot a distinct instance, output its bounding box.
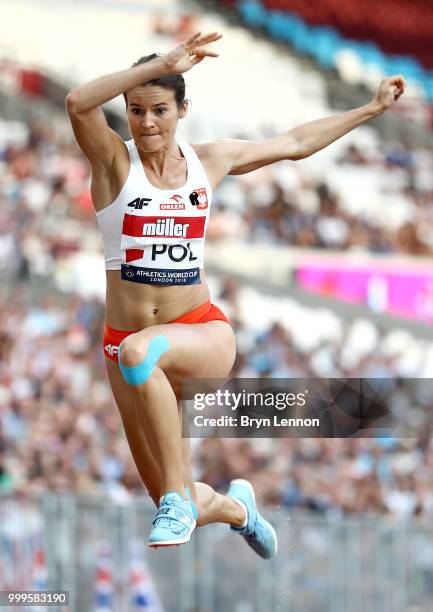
[105,269,211,329]
[93,138,215,330]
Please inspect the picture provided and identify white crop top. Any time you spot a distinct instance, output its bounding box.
[95,139,212,286]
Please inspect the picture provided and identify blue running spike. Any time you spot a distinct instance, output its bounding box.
[148,491,196,547]
[227,479,278,559]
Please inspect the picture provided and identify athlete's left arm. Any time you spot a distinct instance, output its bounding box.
[217,75,405,176]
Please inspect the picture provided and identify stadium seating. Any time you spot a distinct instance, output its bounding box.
[234,0,433,100]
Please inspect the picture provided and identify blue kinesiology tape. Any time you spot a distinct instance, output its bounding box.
[118,335,170,386]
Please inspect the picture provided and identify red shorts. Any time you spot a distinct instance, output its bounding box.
[103,300,230,362]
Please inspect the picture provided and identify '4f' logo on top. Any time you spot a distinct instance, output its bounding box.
[128,197,152,210]
[189,188,208,210]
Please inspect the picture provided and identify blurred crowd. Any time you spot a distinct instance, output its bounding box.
[2,112,433,291]
[195,436,433,518]
[0,116,98,285]
[1,281,433,518]
[1,81,433,519]
[209,141,433,255]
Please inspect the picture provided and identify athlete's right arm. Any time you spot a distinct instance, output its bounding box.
[65,57,169,168]
[65,31,221,169]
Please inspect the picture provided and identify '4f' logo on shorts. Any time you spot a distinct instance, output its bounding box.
[104,344,118,356]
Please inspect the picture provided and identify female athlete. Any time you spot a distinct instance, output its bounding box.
[66,32,405,553]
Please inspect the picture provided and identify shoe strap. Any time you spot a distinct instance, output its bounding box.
[153,501,193,528]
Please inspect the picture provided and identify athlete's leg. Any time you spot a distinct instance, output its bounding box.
[105,357,246,527]
[109,324,276,553]
[118,320,236,501]
[180,405,245,528]
[105,358,161,505]
[119,360,185,497]
[194,482,246,527]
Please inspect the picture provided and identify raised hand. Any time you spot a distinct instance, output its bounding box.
[372,75,406,112]
[162,31,222,75]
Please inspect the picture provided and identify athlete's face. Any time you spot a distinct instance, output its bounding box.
[126,85,187,152]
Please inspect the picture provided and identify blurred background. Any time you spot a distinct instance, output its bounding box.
[1,0,433,610]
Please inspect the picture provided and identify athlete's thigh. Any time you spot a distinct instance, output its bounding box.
[124,320,236,383]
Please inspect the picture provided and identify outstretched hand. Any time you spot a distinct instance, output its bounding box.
[372,75,406,112]
[162,31,222,75]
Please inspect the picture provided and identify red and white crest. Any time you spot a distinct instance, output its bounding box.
[189,187,208,210]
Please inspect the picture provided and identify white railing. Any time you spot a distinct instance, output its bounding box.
[0,492,432,611]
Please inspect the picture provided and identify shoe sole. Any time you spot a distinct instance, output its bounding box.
[148,519,196,548]
[229,479,278,557]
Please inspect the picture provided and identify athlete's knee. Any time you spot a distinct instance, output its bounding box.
[118,339,143,368]
[118,335,170,386]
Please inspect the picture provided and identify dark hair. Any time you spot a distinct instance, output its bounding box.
[123,53,186,108]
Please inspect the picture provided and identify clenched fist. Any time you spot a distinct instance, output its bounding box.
[372,75,406,112]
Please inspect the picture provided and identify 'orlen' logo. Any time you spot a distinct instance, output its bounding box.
[127,197,152,210]
[104,344,118,357]
[189,188,208,210]
[160,194,186,211]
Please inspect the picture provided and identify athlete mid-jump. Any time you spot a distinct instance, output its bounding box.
[66,32,405,552]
